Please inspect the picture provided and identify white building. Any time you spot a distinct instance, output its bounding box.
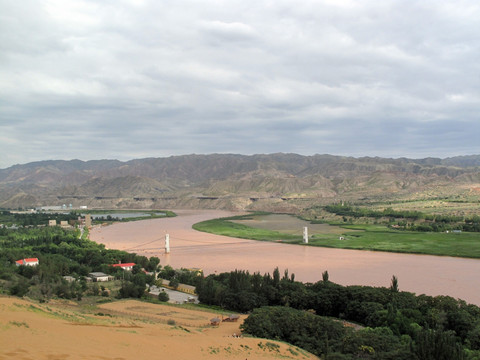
[88,272,112,282]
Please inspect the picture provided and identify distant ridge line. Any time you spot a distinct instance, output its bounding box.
[1,153,480,211]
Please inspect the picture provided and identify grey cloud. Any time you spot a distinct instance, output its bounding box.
[1,0,479,168]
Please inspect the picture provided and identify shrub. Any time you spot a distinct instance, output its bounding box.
[158,291,169,302]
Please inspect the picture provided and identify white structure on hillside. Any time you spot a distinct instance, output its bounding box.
[303,227,308,244]
[165,233,170,254]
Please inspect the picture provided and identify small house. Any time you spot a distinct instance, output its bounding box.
[210,317,221,326]
[88,272,112,282]
[223,314,240,322]
[15,258,39,267]
[60,221,70,228]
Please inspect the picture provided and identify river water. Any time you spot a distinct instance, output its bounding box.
[89,209,480,306]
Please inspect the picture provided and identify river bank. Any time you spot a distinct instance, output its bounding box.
[89,209,480,306]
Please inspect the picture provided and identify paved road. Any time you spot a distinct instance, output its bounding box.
[149,285,199,304]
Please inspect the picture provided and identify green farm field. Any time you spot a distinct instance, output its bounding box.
[308,225,480,258]
[193,213,480,258]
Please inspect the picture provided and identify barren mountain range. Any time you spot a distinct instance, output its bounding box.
[1,153,480,211]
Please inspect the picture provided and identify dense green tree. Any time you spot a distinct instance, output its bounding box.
[414,329,466,360]
[158,265,175,280]
[145,256,160,272]
[169,278,179,289]
[9,277,30,296]
[158,291,169,302]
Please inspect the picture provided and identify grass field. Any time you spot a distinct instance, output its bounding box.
[308,225,480,258]
[193,214,480,258]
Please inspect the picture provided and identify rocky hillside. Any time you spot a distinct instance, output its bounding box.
[1,153,480,211]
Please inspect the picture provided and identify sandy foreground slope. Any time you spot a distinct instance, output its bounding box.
[0,296,318,360]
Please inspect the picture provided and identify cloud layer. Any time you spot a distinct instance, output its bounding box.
[1,0,479,168]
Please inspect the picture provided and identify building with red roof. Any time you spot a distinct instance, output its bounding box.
[112,262,135,271]
[15,258,39,266]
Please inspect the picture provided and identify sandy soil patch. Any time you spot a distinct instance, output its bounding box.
[0,296,317,360]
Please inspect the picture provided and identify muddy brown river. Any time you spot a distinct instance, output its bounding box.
[89,209,480,306]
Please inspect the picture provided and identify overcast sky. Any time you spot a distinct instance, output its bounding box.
[1,0,479,169]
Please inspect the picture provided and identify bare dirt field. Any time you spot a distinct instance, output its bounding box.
[0,296,316,360]
[89,209,480,306]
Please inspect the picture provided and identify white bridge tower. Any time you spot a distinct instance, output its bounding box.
[165,233,170,254]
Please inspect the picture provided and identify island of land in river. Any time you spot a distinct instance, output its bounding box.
[193,212,480,259]
[89,209,480,306]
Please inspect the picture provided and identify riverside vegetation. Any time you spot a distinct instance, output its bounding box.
[0,209,175,227]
